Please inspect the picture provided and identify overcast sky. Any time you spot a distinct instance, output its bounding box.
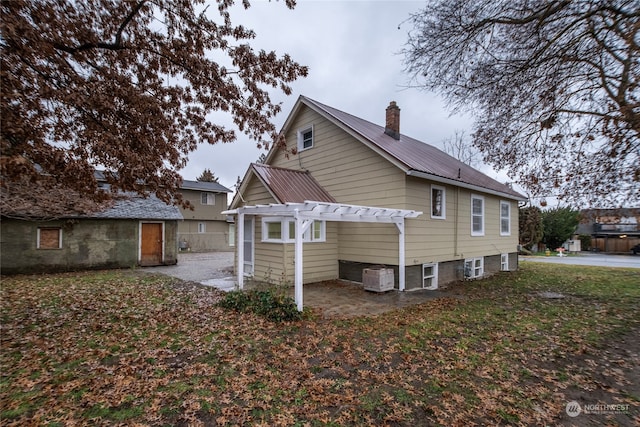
[183,0,482,192]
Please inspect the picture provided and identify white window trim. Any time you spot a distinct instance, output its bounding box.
[297,125,314,151]
[422,263,438,290]
[464,257,484,279]
[261,217,325,243]
[431,185,446,220]
[471,194,485,236]
[501,253,509,271]
[201,192,215,205]
[500,200,511,236]
[198,222,206,234]
[228,224,236,247]
[37,227,62,249]
[262,217,285,242]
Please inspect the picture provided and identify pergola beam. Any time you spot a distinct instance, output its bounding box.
[222,201,422,311]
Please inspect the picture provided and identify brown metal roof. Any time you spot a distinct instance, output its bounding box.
[251,163,336,204]
[299,96,525,200]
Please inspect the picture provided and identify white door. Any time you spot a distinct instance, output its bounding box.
[243,218,254,274]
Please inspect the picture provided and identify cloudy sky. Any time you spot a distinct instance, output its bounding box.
[183,0,482,191]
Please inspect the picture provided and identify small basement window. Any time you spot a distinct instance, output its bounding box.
[501,253,509,271]
[422,263,438,290]
[37,227,62,249]
[464,257,484,279]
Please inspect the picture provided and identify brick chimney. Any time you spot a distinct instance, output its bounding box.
[384,101,400,140]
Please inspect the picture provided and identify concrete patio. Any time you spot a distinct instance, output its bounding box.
[293,280,458,318]
[145,252,460,318]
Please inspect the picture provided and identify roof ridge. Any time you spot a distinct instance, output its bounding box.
[252,163,310,175]
[298,96,525,200]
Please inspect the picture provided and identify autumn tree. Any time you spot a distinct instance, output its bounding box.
[196,168,219,183]
[441,130,480,169]
[519,206,544,250]
[404,0,639,208]
[1,0,307,217]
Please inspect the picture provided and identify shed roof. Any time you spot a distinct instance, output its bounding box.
[88,194,183,220]
[251,163,336,204]
[180,179,232,193]
[284,96,525,201]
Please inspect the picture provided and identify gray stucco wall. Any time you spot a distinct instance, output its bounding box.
[0,218,178,274]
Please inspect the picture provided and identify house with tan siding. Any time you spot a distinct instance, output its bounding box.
[226,96,526,309]
[177,180,233,252]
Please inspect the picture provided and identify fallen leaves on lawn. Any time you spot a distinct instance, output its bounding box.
[1,265,639,426]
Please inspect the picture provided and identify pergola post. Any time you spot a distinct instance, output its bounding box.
[396,220,405,291]
[294,210,313,311]
[221,202,423,308]
[237,211,244,290]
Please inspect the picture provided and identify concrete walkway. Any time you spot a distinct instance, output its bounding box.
[520,252,640,269]
[143,251,237,291]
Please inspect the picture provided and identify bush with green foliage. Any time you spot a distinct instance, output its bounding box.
[542,207,580,249]
[217,289,302,322]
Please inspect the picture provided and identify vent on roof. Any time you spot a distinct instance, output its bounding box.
[384,101,401,140]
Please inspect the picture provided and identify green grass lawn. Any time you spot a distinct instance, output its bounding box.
[1,263,639,426]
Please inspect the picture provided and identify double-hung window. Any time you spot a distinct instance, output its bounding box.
[297,125,314,151]
[500,201,511,236]
[431,185,446,219]
[201,192,215,205]
[471,194,485,236]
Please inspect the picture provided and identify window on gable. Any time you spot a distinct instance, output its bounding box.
[297,126,313,151]
[37,227,62,249]
[201,192,215,205]
[431,185,446,219]
[471,194,485,236]
[500,201,511,236]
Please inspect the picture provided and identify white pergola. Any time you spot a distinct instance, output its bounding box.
[223,201,422,311]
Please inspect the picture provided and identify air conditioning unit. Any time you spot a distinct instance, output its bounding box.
[363,268,394,292]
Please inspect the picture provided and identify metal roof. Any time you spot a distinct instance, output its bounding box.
[294,96,526,201]
[222,200,423,307]
[251,163,336,204]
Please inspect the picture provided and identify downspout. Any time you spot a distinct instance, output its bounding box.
[454,186,460,257]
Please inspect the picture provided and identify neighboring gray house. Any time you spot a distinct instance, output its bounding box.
[0,194,183,275]
[177,180,233,252]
